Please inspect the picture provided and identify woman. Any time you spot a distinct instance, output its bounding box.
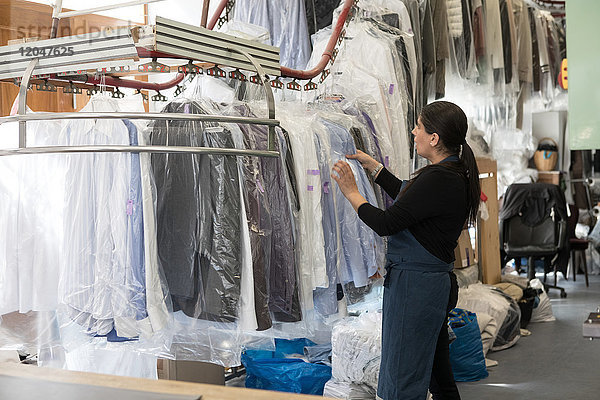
[331,101,480,400]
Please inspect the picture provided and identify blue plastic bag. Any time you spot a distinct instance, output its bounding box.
[448,308,489,382]
[242,338,332,395]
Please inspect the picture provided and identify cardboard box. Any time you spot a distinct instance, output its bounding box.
[537,171,561,185]
[454,229,475,269]
[157,359,225,385]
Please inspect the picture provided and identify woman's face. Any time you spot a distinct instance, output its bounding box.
[412,117,434,160]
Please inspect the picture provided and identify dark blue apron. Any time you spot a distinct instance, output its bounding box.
[377,166,456,400]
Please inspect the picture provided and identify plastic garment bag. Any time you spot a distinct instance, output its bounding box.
[317,117,380,289]
[308,19,413,180]
[343,97,396,210]
[0,94,173,375]
[310,121,343,317]
[0,118,64,317]
[147,99,242,322]
[59,95,149,337]
[276,103,329,316]
[234,117,273,332]
[145,96,275,366]
[233,0,311,70]
[350,0,419,130]
[225,103,302,324]
[446,0,478,80]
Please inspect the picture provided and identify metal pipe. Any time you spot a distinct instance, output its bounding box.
[207,0,229,30]
[279,0,354,79]
[227,47,277,151]
[567,178,594,185]
[18,59,39,148]
[0,145,279,158]
[0,112,280,127]
[201,0,211,28]
[50,0,63,39]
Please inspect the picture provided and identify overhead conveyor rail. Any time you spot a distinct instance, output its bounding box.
[0,16,279,157]
[154,16,281,77]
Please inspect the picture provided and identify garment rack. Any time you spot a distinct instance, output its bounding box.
[0,17,279,157]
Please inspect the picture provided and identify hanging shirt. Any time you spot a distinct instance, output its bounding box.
[60,96,132,336]
[233,0,311,69]
[0,119,64,315]
[278,108,328,315]
[319,119,380,287]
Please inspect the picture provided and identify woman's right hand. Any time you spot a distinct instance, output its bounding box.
[346,150,380,172]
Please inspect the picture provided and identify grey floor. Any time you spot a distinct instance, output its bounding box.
[457,273,600,400]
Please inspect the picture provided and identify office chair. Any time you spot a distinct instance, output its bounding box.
[500,183,568,298]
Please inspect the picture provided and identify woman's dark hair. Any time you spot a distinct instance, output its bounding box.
[406,101,481,225]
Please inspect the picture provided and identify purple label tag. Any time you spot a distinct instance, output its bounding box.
[307,185,314,191]
[389,84,394,95]
[256,178,265,193]
[311,169,320,175]
[126,200,134,215]
[384,156,390,167]
[323,182,330,194]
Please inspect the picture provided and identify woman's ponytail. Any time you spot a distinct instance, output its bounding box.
[461,142,480,225]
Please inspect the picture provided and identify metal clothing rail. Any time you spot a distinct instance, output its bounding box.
[0,146,279,158]
[0,112,278,125]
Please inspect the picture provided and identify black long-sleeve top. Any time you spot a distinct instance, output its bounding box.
[358,167,468,264]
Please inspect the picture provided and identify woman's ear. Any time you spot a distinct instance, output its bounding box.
[430,132,439,147]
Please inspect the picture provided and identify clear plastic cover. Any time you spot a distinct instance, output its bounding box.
[315,112,383,289]
[144,96,277,365]
[440,1,566,198]
[275,102,329,318]
[0,95,174,375]
[233,0,312,70]
[307,15,413,180]
[323,379,377,399]
[331,312,382,389]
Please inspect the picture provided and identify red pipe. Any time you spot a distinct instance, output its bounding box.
[136,48,181,59]
[280,0,354,79]
[207,0,229,30]
[86,73,186,91]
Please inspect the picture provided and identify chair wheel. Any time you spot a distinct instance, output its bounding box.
[560,291,567,298]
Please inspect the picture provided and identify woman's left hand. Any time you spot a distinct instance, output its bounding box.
[331,160,359,198]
